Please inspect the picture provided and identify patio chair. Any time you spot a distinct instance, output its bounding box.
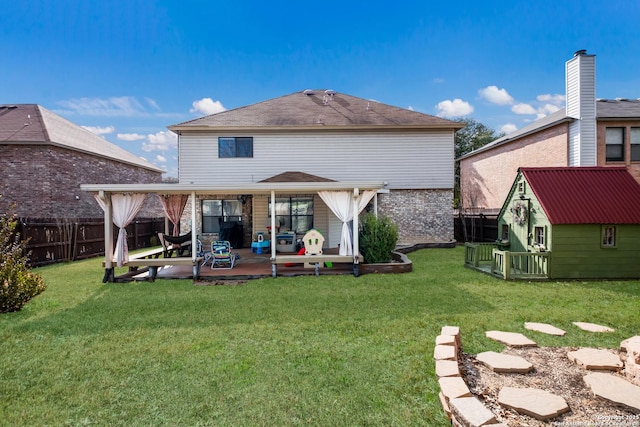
[197,239,213,267]
[210,240,236,269]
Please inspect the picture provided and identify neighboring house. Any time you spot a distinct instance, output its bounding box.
[465,167,640,280]
[459,50,640,214]
[0,104,164,218]
[167,89,463,247]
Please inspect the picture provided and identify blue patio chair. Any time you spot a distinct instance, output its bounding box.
[210,240,236,269]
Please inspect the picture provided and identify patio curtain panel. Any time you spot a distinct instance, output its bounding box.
[94,193,146,267]
[318,190,376,256]
[158,194,190,236]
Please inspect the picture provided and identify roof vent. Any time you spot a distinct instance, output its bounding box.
[303,89,315,95]
[574,49,587,57]
[323,89,336,105]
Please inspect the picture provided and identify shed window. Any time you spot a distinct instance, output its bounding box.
[601,225,616,248]
[501,224,509,241]
[631,127,640,162]
[605,128,624,162]
[534,227,545,246]
[219,137,253,158]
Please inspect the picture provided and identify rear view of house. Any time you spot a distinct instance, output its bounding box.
[168,89,463,247]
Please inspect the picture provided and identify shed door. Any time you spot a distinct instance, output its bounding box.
[510,201,529,252]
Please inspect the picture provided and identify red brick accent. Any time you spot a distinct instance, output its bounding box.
[0,145,163,218]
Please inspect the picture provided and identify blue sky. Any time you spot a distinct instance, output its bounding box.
[3,1,640,178]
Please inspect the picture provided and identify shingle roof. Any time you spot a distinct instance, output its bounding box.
[0,104,162,172]
[259,171,336,183]
[169,90,462,130]
[459,99,640,160]
[521,167,640,224]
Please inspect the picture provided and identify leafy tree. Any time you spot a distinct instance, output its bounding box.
[0,197,46,312]
[454,118,504,208]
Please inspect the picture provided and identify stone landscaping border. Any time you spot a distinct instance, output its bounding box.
[433,325,640,426]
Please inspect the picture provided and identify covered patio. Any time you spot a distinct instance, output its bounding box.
[81,180,385,282]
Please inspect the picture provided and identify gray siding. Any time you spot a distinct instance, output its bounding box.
[178,131,453,189]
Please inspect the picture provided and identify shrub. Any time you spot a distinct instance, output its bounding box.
[0,201,46,313]
[359,213,398,264]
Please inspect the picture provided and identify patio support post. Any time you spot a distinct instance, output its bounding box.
[101,191,114,283]
[190,191,198,278]
[270,190,277,277]
[352,188,360,277]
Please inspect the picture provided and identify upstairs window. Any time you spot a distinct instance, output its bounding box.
[219,137,253,158]
[605,128,624,162]
[631,127,640,162]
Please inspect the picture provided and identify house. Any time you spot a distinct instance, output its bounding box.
[465,167,640,280]
[81,90,462,280]
[0,104,164,218]
[459,51,640,214]
[167,89,462,248]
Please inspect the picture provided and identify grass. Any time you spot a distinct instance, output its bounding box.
[1,246,639,426]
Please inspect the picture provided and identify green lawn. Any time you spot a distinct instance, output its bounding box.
[2,246,638,426]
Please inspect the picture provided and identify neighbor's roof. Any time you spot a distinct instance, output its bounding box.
[0,104,163,173]
[459,99,640,160]
[169,90,463,131]
[521,167,640,224]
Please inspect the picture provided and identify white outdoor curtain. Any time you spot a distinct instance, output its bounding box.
[318,190,376,256]
[158,194,189,236]
[94,193,146,267]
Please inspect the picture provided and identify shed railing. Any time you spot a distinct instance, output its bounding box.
[491,249,549,280]
[464,242,499,267]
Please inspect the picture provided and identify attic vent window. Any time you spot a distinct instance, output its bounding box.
[517,181,526,194]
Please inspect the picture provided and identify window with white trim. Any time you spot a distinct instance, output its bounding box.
[601,225,616,248]
[631,127,640,162]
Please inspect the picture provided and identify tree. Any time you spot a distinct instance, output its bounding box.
[453,118,504,208]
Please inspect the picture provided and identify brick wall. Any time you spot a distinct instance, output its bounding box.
[596,119,640,182]
[0,145,163,218]
[459,123,570,213]
[378,189,454,245]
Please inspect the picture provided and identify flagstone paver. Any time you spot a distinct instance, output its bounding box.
[434,344,456,361]
[436,359,460,377]
[450,396,497,427]
[436,334,458,348]
[572,321,615,333]
[567,348,623,371]
[498,387,570,420]
[584,372,640,412]
[485,331,537,347]
[439,376,472,401]
[476,351,533,373]
[524,322,566,336]
[621,336,640,352]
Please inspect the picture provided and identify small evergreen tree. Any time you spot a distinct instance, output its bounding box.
[0,198,46,313]
[359,213,398,264]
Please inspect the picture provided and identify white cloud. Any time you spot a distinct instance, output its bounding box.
[539,104,561,115]
[478,86,514,106]
[117,133,146,141]
[190,98,226,116]
[142,130,178,152]
[537,93,565,105]
[435,99,474,117]
[58,96,150,117]
[511,103,537,115]
[145,97,161,110]
[82,125,115,135]
[155,154,167,163]
[433,78,445,84]
[500,123,518,134]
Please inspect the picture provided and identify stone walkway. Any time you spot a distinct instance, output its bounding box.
[434,323,640,426]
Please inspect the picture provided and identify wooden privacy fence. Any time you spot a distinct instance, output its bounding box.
[454,213,498,243]
[17,217,165,266]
